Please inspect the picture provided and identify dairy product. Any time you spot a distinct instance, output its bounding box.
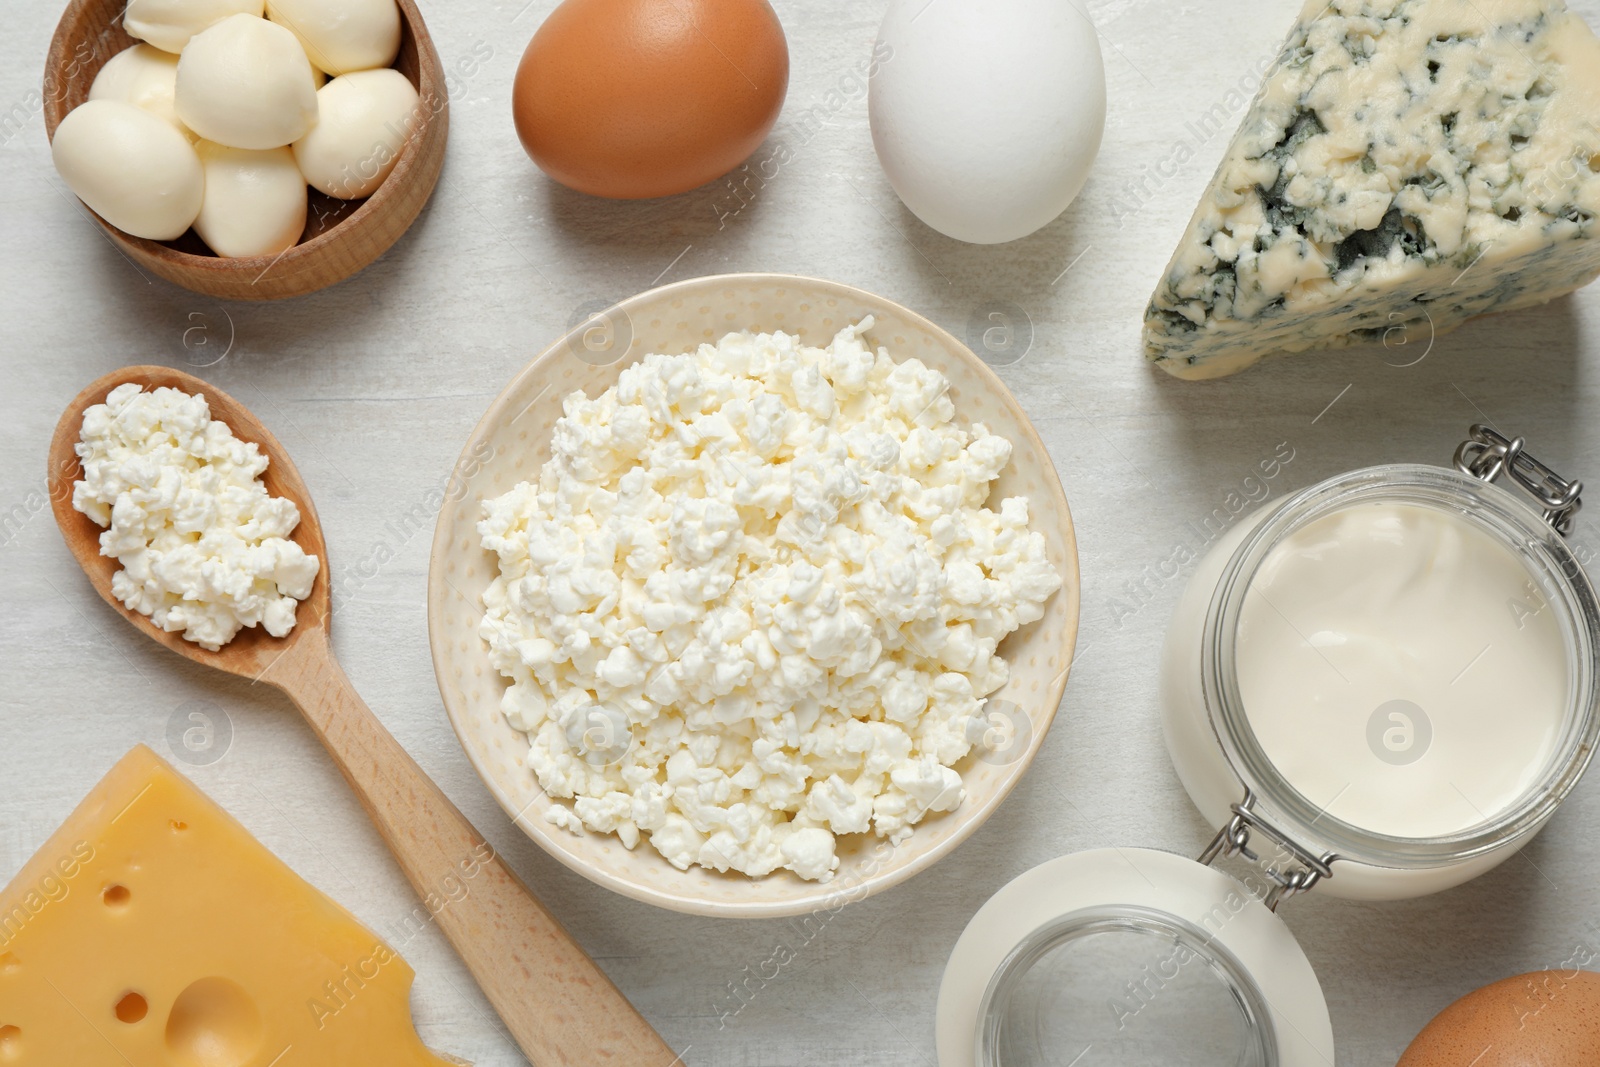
[57,7,410,256]
[1144,0,1600,378]
[192,140,307,255]
[87,44,194,140]
[478,320,1062,881]
[124,0,265,54]
[267,0,401,76]
[1235,501,1567,838]
[0,745,460,1067]
[175,14,320,150]
[50,100,203,242]
[293,69,420,199]
[72,383,320,651]
[194,141,308,256]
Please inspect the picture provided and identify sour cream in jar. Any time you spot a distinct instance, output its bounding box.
[1161,462,1600,900]
[1235,501,1568,840]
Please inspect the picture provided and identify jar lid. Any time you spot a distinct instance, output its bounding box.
[936,849,1332,1067]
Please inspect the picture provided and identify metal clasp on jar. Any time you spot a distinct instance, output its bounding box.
[1198,791,1339,911]
[1455,425,1583,536]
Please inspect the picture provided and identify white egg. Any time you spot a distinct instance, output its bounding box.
[89,44,196,141]
[123,0,265,54]
[193,142,307,257]
[868,0,1106,244]
[176,14,319,150]
[52,99,204,241]
[293,69,420,199]
[266,0,401,76]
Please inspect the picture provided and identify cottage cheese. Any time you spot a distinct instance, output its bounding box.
[478,320,1062,881]
[73,383,320,651]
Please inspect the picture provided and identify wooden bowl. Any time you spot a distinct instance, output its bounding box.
[428,273,1082,918]
[42,0,448,301]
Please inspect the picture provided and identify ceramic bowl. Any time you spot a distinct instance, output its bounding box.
[428,273,1081,918]
[42,0,447,301]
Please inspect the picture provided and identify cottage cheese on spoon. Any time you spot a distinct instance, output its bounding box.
[478,321,1062,881]
[73,383,320,651]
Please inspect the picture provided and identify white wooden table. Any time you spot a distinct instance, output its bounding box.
[6,1,1600,1063]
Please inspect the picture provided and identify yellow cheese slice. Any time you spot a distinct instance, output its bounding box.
[0,745,459,1067]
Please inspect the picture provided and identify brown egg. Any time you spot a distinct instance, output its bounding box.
[511,0,789,199]
[1398,970,1600,1066]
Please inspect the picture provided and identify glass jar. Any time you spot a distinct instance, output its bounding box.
[937,427,1597,1066]
[1162,429,1599,900]
[937,848,1334,1066]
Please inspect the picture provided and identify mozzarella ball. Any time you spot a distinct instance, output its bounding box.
[124,0,264,54]
[89,44,196,141]
[266,0,401,76]
[176,14,319,149]
[292,69,419,198]
[193,141,306,256]
[52,100,204,240]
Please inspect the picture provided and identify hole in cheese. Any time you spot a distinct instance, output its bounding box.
[165,977,263,1067]
[0,1023,20,1058]
[2,748,466,1067]
[115,992,148,1024]
[171,819,188,832]
[103,884,131,908]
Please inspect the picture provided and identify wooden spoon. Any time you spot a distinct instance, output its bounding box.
[48,365,680,1067]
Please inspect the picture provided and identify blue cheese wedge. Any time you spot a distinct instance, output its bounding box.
[1144,0,1600,378]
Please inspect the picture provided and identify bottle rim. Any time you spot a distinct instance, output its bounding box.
[1202,463,1600,870]
[976,904,1276,1067]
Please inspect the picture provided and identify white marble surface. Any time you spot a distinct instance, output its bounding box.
[6,1,1600,1064]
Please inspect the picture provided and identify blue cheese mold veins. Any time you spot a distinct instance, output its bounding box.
[1143,0,1600,378]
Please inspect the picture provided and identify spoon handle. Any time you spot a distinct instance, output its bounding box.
[271,637,680,1066]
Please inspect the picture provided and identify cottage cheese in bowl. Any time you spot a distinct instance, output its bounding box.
[477,319,1062,882]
